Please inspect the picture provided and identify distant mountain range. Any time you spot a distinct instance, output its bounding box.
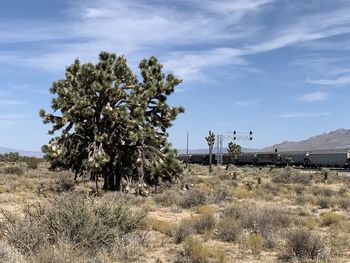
[262,129,350,152]
[2,129,350,157]
[0,147,43,157]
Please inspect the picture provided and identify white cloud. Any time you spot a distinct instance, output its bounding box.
[296,92,327,102]
[306,76,350,85]
[280,112,330,118]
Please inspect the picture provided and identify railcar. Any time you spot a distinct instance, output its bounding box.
[307,152,350,168]
[177,150,350,168]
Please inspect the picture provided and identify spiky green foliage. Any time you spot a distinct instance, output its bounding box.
[40,52,184,192]
[205,131,215,173]
[226,142,241,170]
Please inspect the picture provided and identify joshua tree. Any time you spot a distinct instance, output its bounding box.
[205,131,215,173]
[226,142,241,170]
[40,52,184,193]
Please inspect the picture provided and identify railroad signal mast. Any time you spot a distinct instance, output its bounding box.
[216,131,253,165]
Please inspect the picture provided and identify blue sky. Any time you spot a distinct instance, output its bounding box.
[1,0,350,151]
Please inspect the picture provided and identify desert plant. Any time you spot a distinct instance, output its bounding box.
[281,228,329,261]
[40,52,184,191]
[225,142,241,170]
[205,131,215,173]
[217,216,242,242]
[2,166,24,176]
[192,212,216,235]
[174,219,194,244]
[177,188,207,209]
[178,236,211,263]
[319,212,343,227]
[0,193,145,255]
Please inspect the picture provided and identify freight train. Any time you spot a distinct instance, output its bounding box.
[178,151,350,168]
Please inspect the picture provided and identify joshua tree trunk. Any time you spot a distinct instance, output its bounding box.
[209,146,213,173]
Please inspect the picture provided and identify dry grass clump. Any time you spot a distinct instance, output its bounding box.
[146,217,174,236]
[0,193,145,257]
[176,236,211,263]
[280,228,329,262]
[174,219,195,244]
[192,212,216,235]
[177,188,207,209]
[54,172,75,192]
[319,212,343,227]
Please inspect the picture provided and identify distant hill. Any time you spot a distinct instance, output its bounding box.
[262,129,350,152]
[0,147,43,158]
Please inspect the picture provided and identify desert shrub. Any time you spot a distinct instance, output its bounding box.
[218,204,290,247]
[196,204,214,214]
[244,233,264,254]
[272,167,311,185]
[0,208,50,254]
[0,193,145,255]
[154,189,180,207]
[319,212,343,227]
[24,157,41,169]
[177,236,211,263]
[0,241,27,263]
[177,189,207,209]
[192,213,216,235]
[55,173,75,192]
[2,166,24,176]
[337,197,350,210]
[174,219,194,244]
[317,196,335,209]
[281,228,329,261]
[32,238,87,263]
[217,216,242,242]
[211,184,232,203]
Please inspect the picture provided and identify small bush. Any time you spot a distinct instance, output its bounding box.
[317,196,334,209]
[273,167,311,185]
[319,212,343,227]
[281,228,329,261]
[177,189,207,209]
[178,236,211,263]
[174,219,194,244]
[55,173,75,192]
[192,213,216,235]
[2,166,24,175]
[25,157,41,169]
[154,190,179,207]
[0,193,145,255]
[244,233,264,254]
[217,216,242,242]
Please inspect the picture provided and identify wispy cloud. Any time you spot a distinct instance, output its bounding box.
[296,92,327,102]
[235,99,261,107]
[280,112,330,118]
[306,76,350,85]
